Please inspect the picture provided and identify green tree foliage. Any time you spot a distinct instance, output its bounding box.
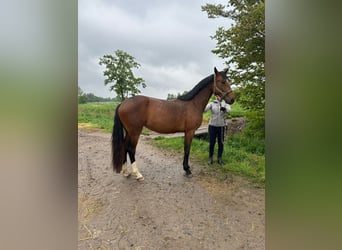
[202,0,265,111]
[166,93,177,100]
[99,50,146,102]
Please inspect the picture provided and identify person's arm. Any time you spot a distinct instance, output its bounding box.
[220,100,231,113]
[204,102,212,112]
[224,103,231,113]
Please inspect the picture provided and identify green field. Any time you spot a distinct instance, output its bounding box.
[78,102,118,132]
[78,101,265,185]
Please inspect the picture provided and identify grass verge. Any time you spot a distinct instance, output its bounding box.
[150,134,265,186]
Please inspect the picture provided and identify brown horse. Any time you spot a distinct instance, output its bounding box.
[112,67,235,180]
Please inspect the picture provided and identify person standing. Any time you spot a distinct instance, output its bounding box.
[204,95,231,165]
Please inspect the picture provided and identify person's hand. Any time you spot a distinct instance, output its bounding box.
[220,107,226,112]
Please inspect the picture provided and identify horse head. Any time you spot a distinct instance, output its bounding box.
[213,67,235,104]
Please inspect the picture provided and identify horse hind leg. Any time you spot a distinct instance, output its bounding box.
[131,161,144,181]
[127,134,144,181]
[121,162,131,177]
[119,148,131,177]
[127,149,143,181]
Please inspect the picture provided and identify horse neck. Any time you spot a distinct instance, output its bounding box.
[191,82,213,112]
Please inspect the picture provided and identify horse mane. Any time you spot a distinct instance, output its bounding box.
[177,74,214,101]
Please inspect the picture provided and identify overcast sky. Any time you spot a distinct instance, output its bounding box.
[79,0,231,99]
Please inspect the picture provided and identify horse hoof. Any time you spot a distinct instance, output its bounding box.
[123,172,131,178]
[136,176,144,181]
[184,170,192,178]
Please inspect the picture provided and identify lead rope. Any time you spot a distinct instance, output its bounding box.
[213,73,216,96]
[221,106,226,143]
[215,73,226,144]
[218,98,226,144]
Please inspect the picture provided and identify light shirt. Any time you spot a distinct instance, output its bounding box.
[205,99,231,127]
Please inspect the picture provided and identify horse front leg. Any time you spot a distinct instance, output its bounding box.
[183,131,195,176]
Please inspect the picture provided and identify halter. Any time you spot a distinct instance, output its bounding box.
[213,73,232,98]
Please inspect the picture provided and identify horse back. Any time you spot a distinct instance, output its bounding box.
[118,96,201,134]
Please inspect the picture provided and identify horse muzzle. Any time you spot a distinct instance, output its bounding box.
[224,97,235,104]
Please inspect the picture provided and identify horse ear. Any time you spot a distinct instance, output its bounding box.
[224,68,228,75]
[214,67,218,75]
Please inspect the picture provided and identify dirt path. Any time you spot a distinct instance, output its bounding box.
[78,129,264,250]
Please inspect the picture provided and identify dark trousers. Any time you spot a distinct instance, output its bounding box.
[208,125,225,158]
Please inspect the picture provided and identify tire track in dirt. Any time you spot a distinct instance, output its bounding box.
[78,129,264,249]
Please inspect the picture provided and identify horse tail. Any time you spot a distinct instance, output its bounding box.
[112,104,125,173]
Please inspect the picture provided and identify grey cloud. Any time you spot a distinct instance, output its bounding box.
[79,0,230,98]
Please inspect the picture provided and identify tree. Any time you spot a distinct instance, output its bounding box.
[99,50,146,101]
[166,91,189,100]
[78,86,83,96]
[78,86,87,104]
[166,93,177,100]
[202,0,265,111]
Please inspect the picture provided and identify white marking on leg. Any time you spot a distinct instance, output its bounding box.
[132,162,144,181]
[121,163,131,177]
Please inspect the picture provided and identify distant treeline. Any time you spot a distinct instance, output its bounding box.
[78,93,117,104]
[166,91,188,100]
